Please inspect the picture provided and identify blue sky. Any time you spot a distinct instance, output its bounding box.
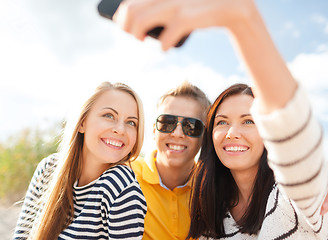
[0,0,327,151]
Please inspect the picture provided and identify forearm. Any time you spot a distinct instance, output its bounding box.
[251,86,327,231]
[228,1,297,114]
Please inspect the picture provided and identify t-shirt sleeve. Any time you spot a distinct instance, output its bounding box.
[107,181,147,240]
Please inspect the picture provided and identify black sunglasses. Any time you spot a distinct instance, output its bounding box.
[156,114,205,138]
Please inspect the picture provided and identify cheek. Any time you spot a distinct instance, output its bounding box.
[212,129,224,147]
[83,121,98,141]
[249,129,263,146]
[128,128,138,147]
[154,131,165,144]
[248,132,265,156]
[212,130,224,156]
[85,118,104,134]
[189,138,202,152]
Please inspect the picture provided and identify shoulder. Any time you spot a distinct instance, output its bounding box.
[36,153,58,173]
[103,164,137,183]
[264,184,300,228]
[99,165,140,194]
[131,152,160,186]
[33,153,58,185]
[99,165,146,208]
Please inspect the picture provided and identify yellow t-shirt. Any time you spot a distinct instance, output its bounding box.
[131,150,192,240]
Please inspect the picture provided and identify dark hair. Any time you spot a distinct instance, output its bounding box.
[187,83,274,239]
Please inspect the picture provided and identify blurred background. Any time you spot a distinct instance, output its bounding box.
[1,0,328,238]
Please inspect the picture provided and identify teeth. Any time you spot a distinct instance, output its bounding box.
[225,146,248,152]
[168,144,185,151]
[104,139,123,147]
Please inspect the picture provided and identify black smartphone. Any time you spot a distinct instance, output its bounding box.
[97,0,189,47]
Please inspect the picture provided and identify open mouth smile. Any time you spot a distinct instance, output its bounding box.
[224,146,249,152]
[102,138,124,148]
[167,144,186,151]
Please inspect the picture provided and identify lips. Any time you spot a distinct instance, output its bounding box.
[102,138,124,148]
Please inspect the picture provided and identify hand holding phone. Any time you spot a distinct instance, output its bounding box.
[97,0,189,47]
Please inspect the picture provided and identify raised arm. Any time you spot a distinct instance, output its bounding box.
[114,0,297,114]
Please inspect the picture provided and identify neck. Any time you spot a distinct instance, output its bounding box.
[155,157,194,190]
[232,169,257,202]
[229,168,258,221]
[79,155,111,187]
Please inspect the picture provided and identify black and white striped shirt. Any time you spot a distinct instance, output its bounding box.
[14,154,147,239]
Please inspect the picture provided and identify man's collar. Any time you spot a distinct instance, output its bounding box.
[144,150,192,189]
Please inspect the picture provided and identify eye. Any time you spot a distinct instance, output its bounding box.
[103,113,114,119]
[127,120,137,127]
[216,120,228,126]
[244,119,254,124]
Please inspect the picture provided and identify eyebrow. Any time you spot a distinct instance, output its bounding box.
[128,116,139,121]
[241,114,252,118]
[215,114,227,119]
[103,107,118,115]
[215,113,252,118]
[102,107,139,120]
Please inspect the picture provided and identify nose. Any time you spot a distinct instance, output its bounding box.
[112,120,125,135]
[226,125,241,139]
[170,122,185,138]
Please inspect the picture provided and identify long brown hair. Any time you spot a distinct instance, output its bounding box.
[32,82,144,240]
[187,83,274,238]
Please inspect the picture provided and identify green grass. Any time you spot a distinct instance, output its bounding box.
[0,124,62,202]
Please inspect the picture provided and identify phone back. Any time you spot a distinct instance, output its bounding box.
[98,0,122,19]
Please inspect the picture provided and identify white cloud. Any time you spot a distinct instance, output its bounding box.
[288,50,328,131]
[288,51,328,90]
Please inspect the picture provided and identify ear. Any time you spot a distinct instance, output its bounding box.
[79,121,86,133]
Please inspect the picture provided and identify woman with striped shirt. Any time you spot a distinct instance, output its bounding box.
[14,82,147,240]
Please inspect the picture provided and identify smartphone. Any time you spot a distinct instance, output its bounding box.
[97,0,189,47]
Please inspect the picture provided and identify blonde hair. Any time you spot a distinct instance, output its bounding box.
[157,81,211,119]
[32,82,144,240]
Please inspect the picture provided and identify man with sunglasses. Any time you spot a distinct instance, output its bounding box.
[132,81,210,240]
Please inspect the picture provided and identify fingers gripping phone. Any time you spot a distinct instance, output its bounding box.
[97,0,189,47]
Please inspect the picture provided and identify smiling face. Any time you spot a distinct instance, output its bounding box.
[79,89,138,173]
[154,96,205,168]
[212,94,264,176]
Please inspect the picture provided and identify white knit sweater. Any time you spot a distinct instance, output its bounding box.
[202,86,328,239]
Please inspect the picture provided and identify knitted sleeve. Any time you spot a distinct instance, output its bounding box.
[13,154,57,239]
[251,85,327,233]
